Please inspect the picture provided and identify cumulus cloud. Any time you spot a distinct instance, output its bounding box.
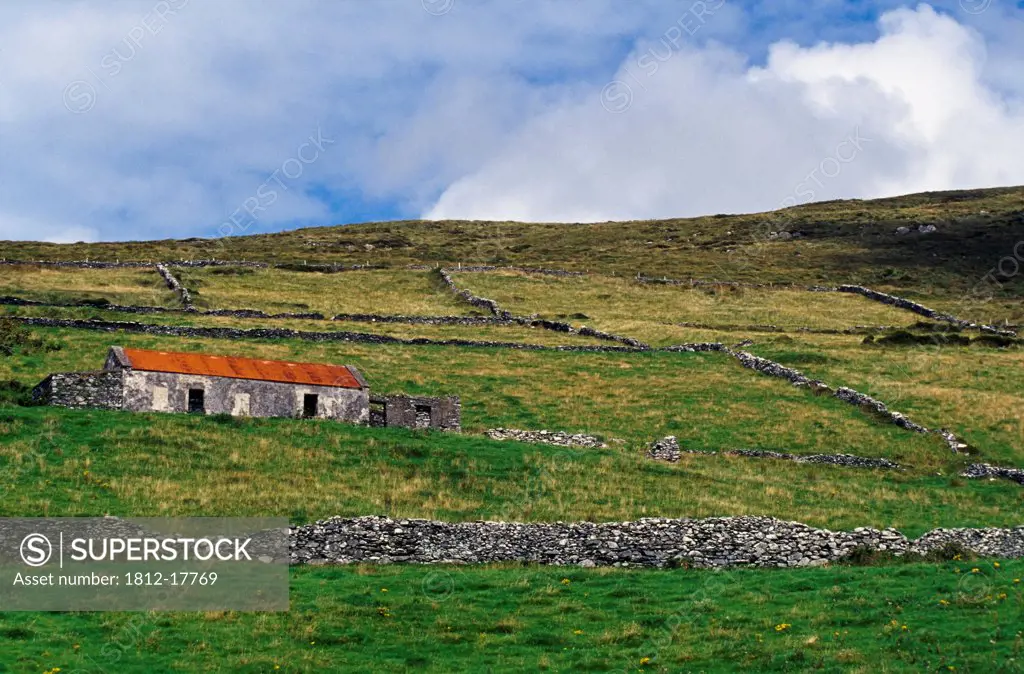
[0,2,1020,241]
[427,4,1024,222]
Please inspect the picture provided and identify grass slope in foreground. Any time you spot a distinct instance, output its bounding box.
[2,561,1022,673]
[0,405,1018,534]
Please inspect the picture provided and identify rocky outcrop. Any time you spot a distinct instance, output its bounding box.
[961,463,1024,486]
[486,428,607,448]
[289,516,1024,567]
[647,436,681,462]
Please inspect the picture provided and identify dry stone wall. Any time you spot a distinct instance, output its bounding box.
[660,342,968,451]
[289,516,1024,567]
[485,428,607,448]
[155,264,195,311]
[835,285,1015,336]
[647,436,899,469]
[637,273,1013,336]
[439,268,650,348]
[333,313,511,326]
[437,268,513,319]
[31,371,124,410]
[0,259,154,268]
[961,463,1024,486]
[647,436,682,461]
[11,316,643,353]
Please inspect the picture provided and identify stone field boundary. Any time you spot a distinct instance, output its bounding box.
[289,515,1024,568]
[4,259,1011,462]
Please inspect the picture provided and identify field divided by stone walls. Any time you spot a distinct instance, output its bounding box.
[1,186,1023,671]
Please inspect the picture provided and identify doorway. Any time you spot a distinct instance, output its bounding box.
[187,388,205,414]
[303,393,319,418]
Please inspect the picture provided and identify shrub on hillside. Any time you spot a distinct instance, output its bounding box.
[0,317,61,356]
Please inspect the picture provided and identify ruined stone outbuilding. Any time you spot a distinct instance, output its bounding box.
[369,394,461,432]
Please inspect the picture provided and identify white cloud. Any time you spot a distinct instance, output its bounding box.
[426,4,1024,222]
[0,2,1020,241]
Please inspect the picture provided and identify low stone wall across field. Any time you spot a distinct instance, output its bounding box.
[0,259,154,268]
[11,316,644,353]
[962,463,1024,486]
[485,428,607,448]
[835,285,1015,336]
[646,437,900,470]
[439,268,649,348]
[290,516,1024,567]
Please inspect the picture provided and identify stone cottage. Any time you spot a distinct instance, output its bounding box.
[33,345,462,431]
[33,346,370,424]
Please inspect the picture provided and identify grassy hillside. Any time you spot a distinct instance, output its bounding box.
[1,404,1018,533]
[0,327,951,463]
[0,187,1021,674]
[1,186,1021,299]
[3,561,1021,673]
[450,270,916,332]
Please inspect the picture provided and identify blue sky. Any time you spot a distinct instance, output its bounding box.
[0,0,1022,243]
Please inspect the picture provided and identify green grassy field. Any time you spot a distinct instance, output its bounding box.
[1,187,1022,673]
[175,268,476,316]
[0,305,607,347]
[2,561,1021,673]
[450,270,917,331]
[1,404,1019,532]
[0,327,956,464]
[746,333,1024,465]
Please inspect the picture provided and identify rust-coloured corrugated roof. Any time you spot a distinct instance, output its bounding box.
[120,347,365,389]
